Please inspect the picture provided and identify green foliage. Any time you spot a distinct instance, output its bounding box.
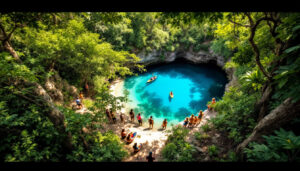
[211,86,258,144]
[66,131,128,162]
[268,22,300,111]
[162,126,196,162]
[244,128,300,162]
[208,145,219,157]
[84,12,215,55]
[240,69,266,91]
[201,123,211,133]
[193,43,211,52]
[82,99,94,109]
[210,38,233,60]
[194,132,209,142]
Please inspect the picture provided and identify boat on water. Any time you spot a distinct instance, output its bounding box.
[147,76,157,83]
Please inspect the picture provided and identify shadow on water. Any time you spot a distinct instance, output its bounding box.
[174,107,192,121]
[208,83,225,100]
[133,90,172,119]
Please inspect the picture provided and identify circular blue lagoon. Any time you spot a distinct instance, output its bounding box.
[123,61,228,127]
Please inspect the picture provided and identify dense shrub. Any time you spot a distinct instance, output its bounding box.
[211,86,258,144]
[244,128,300,162]
[162,126,196,161]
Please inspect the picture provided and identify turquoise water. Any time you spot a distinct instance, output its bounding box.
[123,62,228,127]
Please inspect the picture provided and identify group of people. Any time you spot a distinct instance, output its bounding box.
[182,97,216,128]
[104,97,217,161]
[183,110,204,128]
[121,128,155,162]
[105,108,126,124]
[129,109,168,130]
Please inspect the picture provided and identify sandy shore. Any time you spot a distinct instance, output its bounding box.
[107,79,217,161]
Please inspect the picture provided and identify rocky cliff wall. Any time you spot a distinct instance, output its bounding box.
[137,48,235,90]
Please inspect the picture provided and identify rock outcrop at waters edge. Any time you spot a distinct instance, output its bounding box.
[137,48,236,90]
[137,48,225,68]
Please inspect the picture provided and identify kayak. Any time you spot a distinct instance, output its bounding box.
[170,92,174,98]
[147,76,157,83]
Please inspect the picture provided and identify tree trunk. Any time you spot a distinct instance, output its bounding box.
[255,83,273,121]
[236,98,300,156]
[3,41,21,62]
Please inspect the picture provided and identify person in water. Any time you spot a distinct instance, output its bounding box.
[121,129,127,139]
[133,143,142,153]
[170,91,173,96]
[75,97,82,109]
[146,152,155,162]
[120,113,125,124]
[137,113,142,126]
[162,119,168,129]
[148,116,154,129]
[183,117,189,128]
[129,109,135,122]
[207,98,216,111]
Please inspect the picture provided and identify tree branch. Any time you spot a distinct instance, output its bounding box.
[228,19,250,27]
[245,13,273,80]
[0,22,8,38]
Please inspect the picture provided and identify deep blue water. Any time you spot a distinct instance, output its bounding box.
[123,62,228,126]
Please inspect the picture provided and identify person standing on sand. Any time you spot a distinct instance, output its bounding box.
[146,152,155,162]
[188,114,195,128]
[196,110,204,126]
[183,117,189,128]
[148,116,154,129]
[106,109,112,122]
[110,109,117,124]
[137,113,143,126]
[162,119,167,129]
[129,109,135,122]
[120,113,125,124]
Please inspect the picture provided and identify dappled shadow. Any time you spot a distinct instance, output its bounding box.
[124,138,167,162]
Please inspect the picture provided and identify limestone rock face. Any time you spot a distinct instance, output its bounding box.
[44,72,78,102]
[137,48,225,68]
[137,48,235,88]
